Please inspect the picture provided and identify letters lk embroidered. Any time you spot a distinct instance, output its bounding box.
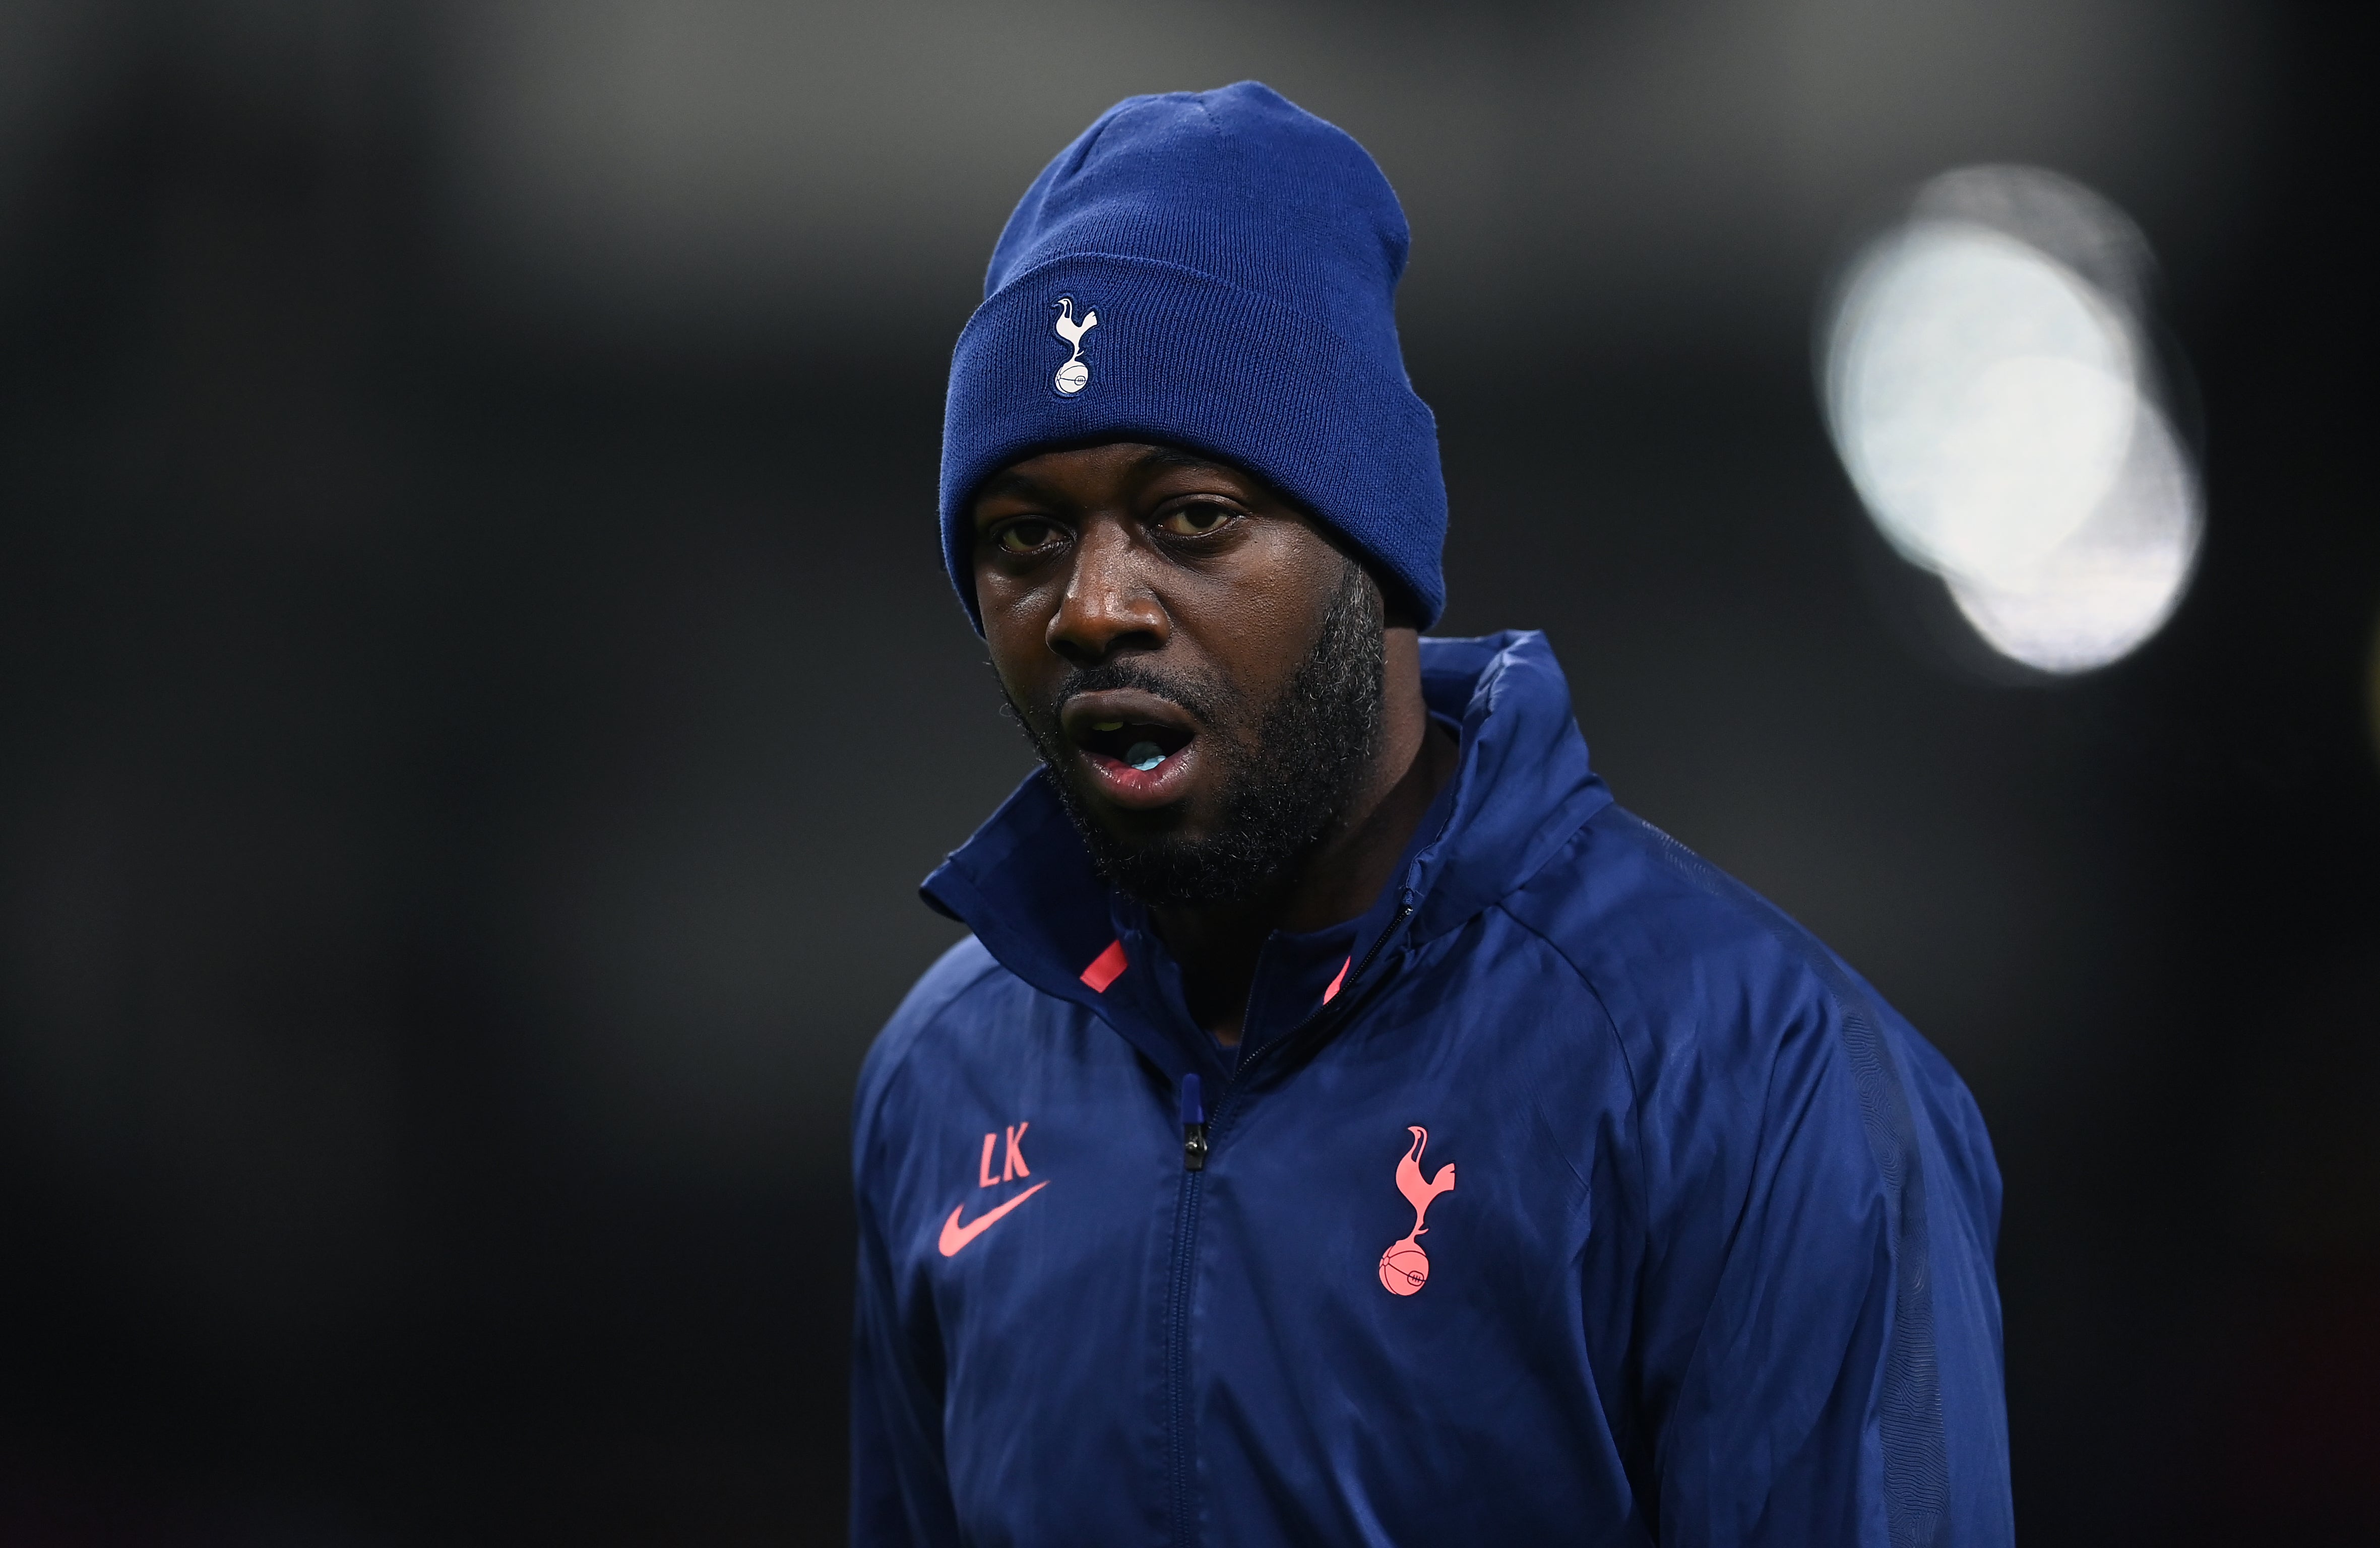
[977,1122,1030,1187]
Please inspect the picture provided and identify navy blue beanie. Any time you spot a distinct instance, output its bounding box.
[938,81,1447,630]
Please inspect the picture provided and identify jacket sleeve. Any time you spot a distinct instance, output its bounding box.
[849,1033,962,1547]
[852,943,1008,1546]
[849,1182,959,1548]
[1636,984,2012,1548]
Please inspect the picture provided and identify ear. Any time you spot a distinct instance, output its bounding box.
[1326,545,1411,630]
[1373,570,1421,631]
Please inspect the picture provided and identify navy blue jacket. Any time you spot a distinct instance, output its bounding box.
[852,632,2012,1546]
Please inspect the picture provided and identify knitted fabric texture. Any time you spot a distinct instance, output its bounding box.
[938,81,1447,629]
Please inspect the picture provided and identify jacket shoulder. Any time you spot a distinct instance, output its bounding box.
[1503,801,1997,1198]
[1502,804,1995,1160]
[1501,802,1847,1029]
[852,934,1010,1153]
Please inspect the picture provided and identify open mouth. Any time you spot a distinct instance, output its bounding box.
[1058,688,1203,803]
[1076,718,1195,772]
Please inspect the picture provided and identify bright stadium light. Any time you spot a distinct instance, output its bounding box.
[1943,400,2201,674]
[1821,167,2201,675]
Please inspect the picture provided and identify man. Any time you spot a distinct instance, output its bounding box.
[852,83,2012,1546]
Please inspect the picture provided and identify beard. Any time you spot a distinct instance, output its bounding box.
[1007,559,1387,908]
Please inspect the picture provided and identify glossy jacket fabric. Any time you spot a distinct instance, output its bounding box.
[851,632,2013,1547]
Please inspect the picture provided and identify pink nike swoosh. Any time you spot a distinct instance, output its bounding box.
[937,1181,1049,1257]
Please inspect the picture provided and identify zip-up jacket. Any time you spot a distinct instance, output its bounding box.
[851,631,2012,1546]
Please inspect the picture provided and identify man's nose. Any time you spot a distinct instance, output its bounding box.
[1047,519,1167,664]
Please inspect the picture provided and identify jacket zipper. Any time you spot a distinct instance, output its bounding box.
[1165,1146,1205,1545]
[1180,1073,1209,1171]
[1161,897,1416,1545]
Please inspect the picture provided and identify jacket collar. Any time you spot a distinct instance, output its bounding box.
[920,631,1610,1087]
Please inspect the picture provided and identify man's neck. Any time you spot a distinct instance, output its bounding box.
[1151,628,1456,1047]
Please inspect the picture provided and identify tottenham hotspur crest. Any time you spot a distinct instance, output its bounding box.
[1051,297,1097,395]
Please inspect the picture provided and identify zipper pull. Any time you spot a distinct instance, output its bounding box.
[1179,1074,1209,1172]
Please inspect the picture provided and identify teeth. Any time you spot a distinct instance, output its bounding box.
[1091,720,1124,732]
[1124,741,1165,771]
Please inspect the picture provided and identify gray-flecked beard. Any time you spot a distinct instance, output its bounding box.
[1008,560,1387,908]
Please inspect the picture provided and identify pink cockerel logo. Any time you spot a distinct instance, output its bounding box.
[1377,1125,1457,1297]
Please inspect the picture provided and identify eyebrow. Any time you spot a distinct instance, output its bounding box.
[1130,445,1233,479]
[973,468,1049,507]
[972,445,1242,517]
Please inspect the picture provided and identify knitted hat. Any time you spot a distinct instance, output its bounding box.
[938,82,1447,630]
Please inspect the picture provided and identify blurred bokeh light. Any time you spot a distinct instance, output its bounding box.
[1823,166,2202,673]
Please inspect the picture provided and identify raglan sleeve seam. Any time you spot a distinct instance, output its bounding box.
[854,945,1009,1196]
[1488,902,1649,1219]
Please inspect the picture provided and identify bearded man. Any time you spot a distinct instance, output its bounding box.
[851,83,2013,1548]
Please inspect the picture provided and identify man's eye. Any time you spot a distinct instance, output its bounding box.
[1158,502,1235,537]
[996,519,1060,553]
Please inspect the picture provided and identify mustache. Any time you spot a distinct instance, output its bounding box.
[1023,658,1227,733]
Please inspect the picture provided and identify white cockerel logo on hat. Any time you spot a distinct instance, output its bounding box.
[1052,297,1097,396]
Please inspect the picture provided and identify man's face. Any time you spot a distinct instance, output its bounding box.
[971,442,1386,906]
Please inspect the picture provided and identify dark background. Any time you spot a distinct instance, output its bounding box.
[0,1,2372,1542]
